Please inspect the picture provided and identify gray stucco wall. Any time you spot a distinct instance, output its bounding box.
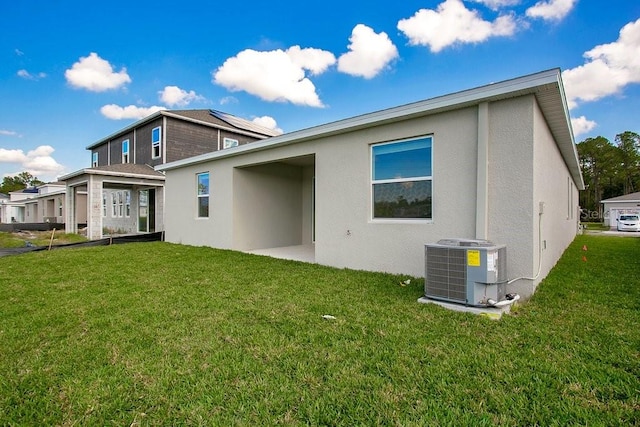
[163,96,579,300]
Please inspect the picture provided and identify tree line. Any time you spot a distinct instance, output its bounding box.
[0,172,44,194]
[577,131,640,216]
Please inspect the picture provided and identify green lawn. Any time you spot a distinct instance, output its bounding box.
[1,235,638,425]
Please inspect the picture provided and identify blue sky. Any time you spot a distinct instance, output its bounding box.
[1,0,639,182]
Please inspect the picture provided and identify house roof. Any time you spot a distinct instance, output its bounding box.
[601,191,640,203]
[86,109,279,149]
[59,163,165,181]
[157,68,584,190]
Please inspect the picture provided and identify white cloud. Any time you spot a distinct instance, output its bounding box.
[0,145,65,180]
[65,52,131,92]
[337,24,399,79]
[17,69,47,80]
[562,18,640,108]
[213,46,336,107]
[252,116,283,134]
[0,130,19,137]
[100,104,166,120]
[286,45,337,75]
[526,0,576,21]
[470,0,521,10]
[397,0,518,53]
[571,116,597,137]
[159,86,205,107]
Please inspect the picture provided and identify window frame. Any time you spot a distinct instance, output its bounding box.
[125,190,131,218]
[196,172,210,218]
[111,192,117,217]
[223,137,239,149]
[370,136,433,222]
[151,126,161,159]
[92,152,99,167]
[122,139,130,163]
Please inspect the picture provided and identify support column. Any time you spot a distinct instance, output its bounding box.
[65,185,75,234]
[87,175,104,240]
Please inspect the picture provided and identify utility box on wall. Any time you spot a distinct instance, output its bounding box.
[425,239,507,307]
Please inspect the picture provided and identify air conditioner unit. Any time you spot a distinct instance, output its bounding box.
[425,238,507,307]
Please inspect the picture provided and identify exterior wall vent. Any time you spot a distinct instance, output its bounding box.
[424,238,507,307]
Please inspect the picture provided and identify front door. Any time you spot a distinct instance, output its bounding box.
[139,189,156,233]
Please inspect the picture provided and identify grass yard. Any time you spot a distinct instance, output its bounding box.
[0,235,638,425]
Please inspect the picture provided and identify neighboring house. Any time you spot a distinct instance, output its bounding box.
[0,187,39,224]
[24,182,67,224]
[601,192,640,228]
[158,68,584,300]
[1,183,68,227]
[60,109,279,239]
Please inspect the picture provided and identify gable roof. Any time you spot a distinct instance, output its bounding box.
[86,109,279,150]
[601,191,640,203]
[157,69,584,190]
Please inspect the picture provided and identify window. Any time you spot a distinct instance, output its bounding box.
[58,197,63,216]
[122,139,130,163]
[371,136,432,219]
[118,191,124,217]
[197,172,209,218]
[92,152,99,167]
[223,137,239,149]
[125,190,131,217]
[152,126,161,159]
[102,191,107,217]
[111,193,117,217]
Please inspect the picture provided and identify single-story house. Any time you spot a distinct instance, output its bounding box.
[157,68,584,300]
[601,192,640,228]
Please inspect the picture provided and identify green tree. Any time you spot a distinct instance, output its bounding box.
[577,136,618,214]
[614,131,640,194]
[0,172,44,193]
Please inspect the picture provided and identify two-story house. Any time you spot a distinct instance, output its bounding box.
[60,109,279,239]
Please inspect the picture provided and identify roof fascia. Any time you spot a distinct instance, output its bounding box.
[159,69,568,172]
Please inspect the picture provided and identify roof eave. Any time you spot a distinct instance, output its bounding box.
[158,69,584,190]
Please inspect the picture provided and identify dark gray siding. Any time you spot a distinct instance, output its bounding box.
[109,131,134,165]
[92,144,109,167]
[165,118,219,163]
[165,117,265,163]
[134,118,163,167]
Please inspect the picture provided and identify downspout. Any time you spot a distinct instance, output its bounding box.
[476,102,489,240]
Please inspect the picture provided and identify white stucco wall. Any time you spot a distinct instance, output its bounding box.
[165,107,481,276]
[531,98,580,294]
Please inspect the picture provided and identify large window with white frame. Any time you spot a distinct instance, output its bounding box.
[371,136,433,220]
[151,126,161,159]
[197,172,209,218]
[92,152,99,167]
[122,139,130,163]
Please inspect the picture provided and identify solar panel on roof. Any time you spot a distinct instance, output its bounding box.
[209,110,281,137]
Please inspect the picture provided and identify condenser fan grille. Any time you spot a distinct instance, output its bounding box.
[425,246,467,303]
